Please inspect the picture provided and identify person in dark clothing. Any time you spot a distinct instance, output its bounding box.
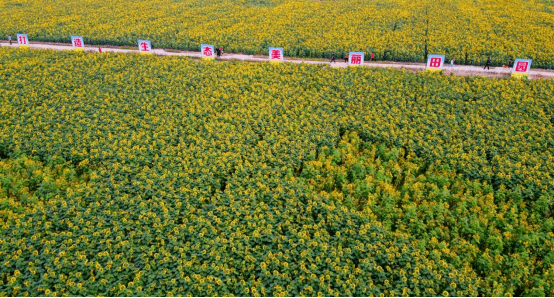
[484,57,491,70]
[508,58,513,68]
[215,47,221,57]
[330,53,336,63]
[344,53,348,63]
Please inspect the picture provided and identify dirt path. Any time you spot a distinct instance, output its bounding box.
[2,41,553,79]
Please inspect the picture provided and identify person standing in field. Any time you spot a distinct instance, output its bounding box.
[330,53,336,63]
[344,53,348,63]
[484,57,491,70]
[8,35,11,45]
[450,58,455,68]
[215,47,221,57]
[370,52,375,61]
[508,58,513,68]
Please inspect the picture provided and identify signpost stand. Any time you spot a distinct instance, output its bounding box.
[71,36,85,51]
[138,40,153,54]
[511,59,532,79]
[426,54,445,72]
[269,47,284,63]
[201,44,215,60]
[17,34,29,48]
[348,52,364,66]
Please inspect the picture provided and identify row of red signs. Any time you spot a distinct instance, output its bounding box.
[12,35,533,73]
[426,54,532,73]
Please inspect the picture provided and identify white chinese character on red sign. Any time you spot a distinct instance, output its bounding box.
[140,42,150,52]
[271,49,281,60]
[351,54,362,65]
[515,61,528,72]
[73,38,83,48]
[203,47,213,57]
[429,57,442,67]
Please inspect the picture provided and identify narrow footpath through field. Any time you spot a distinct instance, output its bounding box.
[2,40,553,79]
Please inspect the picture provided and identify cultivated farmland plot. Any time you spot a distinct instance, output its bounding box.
[0,0,553,67]
[1,0,554,296]
[0,48,553,296]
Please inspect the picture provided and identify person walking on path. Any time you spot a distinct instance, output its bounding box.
[344,53,348,63]
[330,53,336,63]
[215,47,221,57]
[370,52,375,61]
[98,48,102,53]
[508,58,513,68]
[484,57,491,70]
[8,35,11,45]
[450,58,455,68]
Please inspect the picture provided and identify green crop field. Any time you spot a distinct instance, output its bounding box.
[1,0,553,67]
[0,48,553,296]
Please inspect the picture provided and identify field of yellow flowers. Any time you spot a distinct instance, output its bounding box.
[0,47,553,296]
[1,0,553,68]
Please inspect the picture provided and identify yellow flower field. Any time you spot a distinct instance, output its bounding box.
[0,0,553,67]
[0,48,553,296]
